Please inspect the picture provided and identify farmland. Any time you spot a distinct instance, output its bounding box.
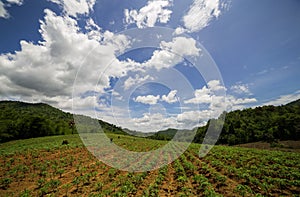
[0,134,299,196]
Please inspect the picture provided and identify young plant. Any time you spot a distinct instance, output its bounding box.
[62,183,71,196]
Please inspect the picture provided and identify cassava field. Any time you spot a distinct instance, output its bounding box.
[0,134,299,197]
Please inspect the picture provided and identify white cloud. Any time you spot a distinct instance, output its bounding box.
[142,36,200,70]
[184,80,257,113]
[124,75,154,90]
[182,0,223,32]
[0,9,131,108]
[162,90,177,103]
[6,0,23,5]
[207,80,226,92]
[230,84,251,95]
[116,36,200,73]
[129,109,210,132]
[132,113,178,132]
[261,90,300,106]
[124,0,173,28]
[0,1,8,18]
[49,0,96,17]
[134,95,160,105]
[85,18,102,41]
[161,36,200,56]
[176,110,209,127]
[184,80,225,104]
[173,27,186,35]
[0,0,24,19]
[226,96,257,108]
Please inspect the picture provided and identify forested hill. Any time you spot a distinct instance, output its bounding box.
[1,99,300,145]
[0,101,124,143]
[194,99,300,145]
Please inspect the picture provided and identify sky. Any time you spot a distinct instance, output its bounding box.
[0,0,300,132]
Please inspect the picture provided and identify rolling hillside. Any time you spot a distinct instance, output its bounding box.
[1,99,300,145]
[150,99,300,145]
[195,99,300,145]
[0,101,125,143]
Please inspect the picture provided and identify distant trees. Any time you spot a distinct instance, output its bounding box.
[0,101,127,143]
[1,99,300,145]
[193,100,300,145]
[0,101,74,142]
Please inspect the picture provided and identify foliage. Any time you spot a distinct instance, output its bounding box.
[194,100,300,145]
[0,134,299,196]
[0,101,126,142]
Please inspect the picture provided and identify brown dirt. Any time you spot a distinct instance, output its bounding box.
[1,142,299,196]
[134,171,158,196]
[159,163,178,196]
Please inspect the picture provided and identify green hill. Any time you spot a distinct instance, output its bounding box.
[194,99,300,145]
[1,99,300,145]
[0,101,125,143]
[148,99,300,145]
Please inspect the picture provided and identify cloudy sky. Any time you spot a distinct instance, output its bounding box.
[1,0,300,132]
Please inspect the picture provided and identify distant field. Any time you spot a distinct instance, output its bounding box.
[0,134,299,196]
[235,141,300,152]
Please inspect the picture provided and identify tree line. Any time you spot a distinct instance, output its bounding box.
[1,99,299,145]
[0,101,125,143]
[193,99,300,145]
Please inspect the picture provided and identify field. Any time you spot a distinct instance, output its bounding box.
[0,134,299,196]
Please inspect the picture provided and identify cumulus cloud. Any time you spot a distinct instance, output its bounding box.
[132,113,177,131]
[184,80,257,113]
[134,95,160,105]
[182,0,226,32]
[124,75,154,90]
[49,0,96,17]
[131,109,209,132]
[173,27,186,35]
[176,110,209,127]
[0,9,131,110]
[207,80,227,92]
[85,18,102,41]
[124,0,173,28]
[133,89,178,105]
[162,90,177,103]
[142,36,200,70]
[184,80,225,104]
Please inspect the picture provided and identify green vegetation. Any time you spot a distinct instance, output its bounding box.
[146,99,300,146]
[1,99,300,195]
[197,99,300,145]
[0,101,125,142]
[0,134,299,196]
[1,99,300,146]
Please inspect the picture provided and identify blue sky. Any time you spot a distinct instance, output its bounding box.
[0,0,300,132]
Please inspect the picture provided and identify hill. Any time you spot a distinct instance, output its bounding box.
[194,99,300,145]
[0,101,125,143]
[149,99,300,145]
[1,99,300,145]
